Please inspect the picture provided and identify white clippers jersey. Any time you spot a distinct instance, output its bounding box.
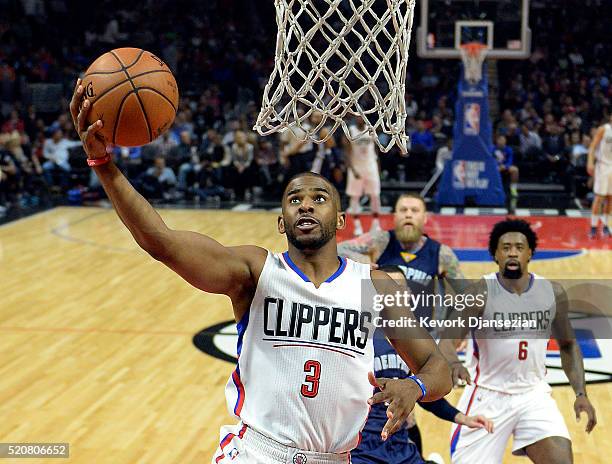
[225,252,376,453]
[349,125,378,172]
[465,273,555,394]
[597,123,612,165]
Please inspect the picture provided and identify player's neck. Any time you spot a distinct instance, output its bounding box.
[497,271,532,295]
[286,241,342,286]
[399,235,426,253]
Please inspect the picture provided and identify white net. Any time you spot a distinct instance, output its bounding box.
[254,0,416,153]
[460,43,488,85]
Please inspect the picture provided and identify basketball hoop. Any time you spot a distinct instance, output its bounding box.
[254,0,417,153]
[459,42,488,85]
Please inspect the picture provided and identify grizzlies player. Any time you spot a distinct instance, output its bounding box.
[339,194,466,457]
[352,266,493,464]
[338,194,464,286]
[439,219,597,464]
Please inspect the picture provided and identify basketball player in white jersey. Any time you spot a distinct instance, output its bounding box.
[70,80,453,464]
[587,114,612,238]
[439,219,597,464]
[343,117,382,236]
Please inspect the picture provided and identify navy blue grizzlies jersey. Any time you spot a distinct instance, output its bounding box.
[377,231,441,282]
[377,231,442,325]
[351,330,425,464]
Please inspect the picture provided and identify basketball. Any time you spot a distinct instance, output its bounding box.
[80,47,179,147]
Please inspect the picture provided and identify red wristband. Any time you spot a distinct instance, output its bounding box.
[87,154,111,167]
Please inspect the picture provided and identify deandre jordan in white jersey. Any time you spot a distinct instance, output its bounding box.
[439,219,597,464]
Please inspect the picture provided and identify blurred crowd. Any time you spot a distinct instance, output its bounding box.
[0,0,609,213]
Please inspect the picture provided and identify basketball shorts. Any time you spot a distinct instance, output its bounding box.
[351,428,425,464]
[212,422,351,464]
[449,383,570,464]
[346,168,380,197]
[594,162,612,196]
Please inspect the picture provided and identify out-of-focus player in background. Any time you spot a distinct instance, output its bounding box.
[71,81,452,464]
[587,114,612,238]
[439,219,597,464]
[343,117,382,236]
[339,194,466,458]
[338,194,464,285]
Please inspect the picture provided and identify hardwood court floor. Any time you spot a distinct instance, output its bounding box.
[0,207,610,463]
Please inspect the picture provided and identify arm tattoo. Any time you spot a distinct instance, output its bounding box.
[337,230,390,263]
[439,244,465,279]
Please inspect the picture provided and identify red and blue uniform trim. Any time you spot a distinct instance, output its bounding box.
[215,423,248,463]
[232,309,249,417]
[450,334,481,456]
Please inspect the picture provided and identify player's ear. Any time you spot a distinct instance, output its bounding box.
[336,211,346,230]
[278,215,286,234]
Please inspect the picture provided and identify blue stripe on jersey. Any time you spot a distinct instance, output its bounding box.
[325,257,347,282]
[282,251,310,282]
[236,309,250,357]
[282,252,347,283]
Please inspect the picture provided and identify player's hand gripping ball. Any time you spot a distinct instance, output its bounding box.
[79,47,179,147]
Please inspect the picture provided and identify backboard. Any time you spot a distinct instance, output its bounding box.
[417,0,531,59]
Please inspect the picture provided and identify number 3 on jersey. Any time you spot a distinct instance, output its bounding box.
[518,341,528,360]
[301,360,321,398]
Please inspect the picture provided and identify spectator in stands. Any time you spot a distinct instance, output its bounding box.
[493,135,519,198]
[542,124,573,189]
[3,130,44,205]
[405,93,418,118]
[150,131,178,159]
[410,120,434,155]
[202,129,229,184]
[519,122,542,159]
[139,156,177,201]
[1,110,25,133]
[255,138,279,189]
[420,63,440,89]
[228,130,254,200]
[542,124,566,162]
[569,132,590,168]
[222,119,241,147]
[42,129,80,189]
[168,130,193,172]
[0,133,20,212]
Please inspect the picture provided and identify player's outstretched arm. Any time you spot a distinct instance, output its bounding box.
[368,270,452,439]
[551,282,597,433]
[418,398,494,433]
[70,79,262,303]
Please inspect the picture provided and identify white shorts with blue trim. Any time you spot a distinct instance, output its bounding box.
[212,422,352,464]
[449,383,570,464]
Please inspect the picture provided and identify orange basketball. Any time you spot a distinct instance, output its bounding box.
[80,47,179,147]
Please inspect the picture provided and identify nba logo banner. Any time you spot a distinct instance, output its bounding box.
[464,103,480,135]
